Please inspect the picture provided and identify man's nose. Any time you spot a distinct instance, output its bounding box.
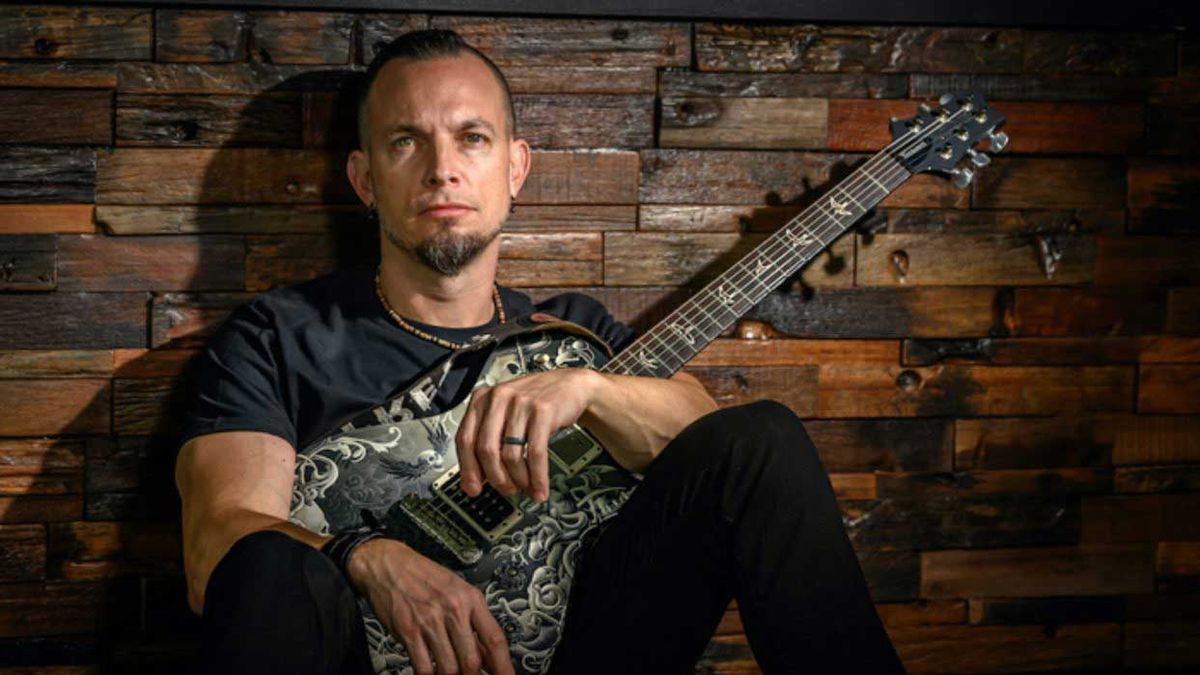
[423,139,461,187]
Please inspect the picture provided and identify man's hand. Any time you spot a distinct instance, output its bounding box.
[347,537,514,675]
[455,368,600,502]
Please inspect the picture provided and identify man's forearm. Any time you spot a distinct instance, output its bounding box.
[579,371,718,473]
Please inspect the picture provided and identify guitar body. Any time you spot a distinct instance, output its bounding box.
[289,325,638,675]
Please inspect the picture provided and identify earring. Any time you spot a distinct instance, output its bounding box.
[509,198,516,215]
[367,204,377,222]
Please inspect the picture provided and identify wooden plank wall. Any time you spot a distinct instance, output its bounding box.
[0,4,1198,672]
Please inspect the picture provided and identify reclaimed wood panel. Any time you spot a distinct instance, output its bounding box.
[523,151,639,204]
[0,235,55,291]
[1023,31,1176,76]
[0,439,83,497]
[691,338,898,366]
[818,364,1134,418]
[0,582,104,636]
[149,292,254,348]
[1083,494,1200,544]
[514,95,654,148]
[694,24,1021,74]
[890,623,1121,673]
[0,204,93,235]
[911,73,1153,102]
[968,596,1124,625]
[973,157,1126,209]
[905,336,1200,367]
[640,150,965,208]
[659,97,827,149]
[638,205,801,233]
[505,66,656,95]
[0,62,116,88]
[96,204,363,235]
[113,378,183,436]
[157,10,353,65]
[154,9,247,63]
[47,521,179,580]
[1111,414,1200,465]
[1128,159,1200,233]
[0,90,111,145]
[0,379,109,436]
[921,545,1154,598]
[829,99,1143,155]
[745,287,1002,338]
[1012,287,1167,336]
[0,6,151,60]
[1124,621,1200,668]
[506,205,635,232]
[428,17,690,68]
[956,416,1116,469]
[858,550,920,602]
[1116,466,1200,494]
[1147,103,1200,156]
[116,93,303,147]
[117,63,359,95]
[1095,236,1200,285]
[0,351,111,378]
[358,14,432,62]
[112,348,200,380]
[604,231,853,287]
[0,293,146,349]
[659,70,907,98]
[1169,288,1200,335]
[857,233,1094,286]
[685,366,818,416]
[0,524,45,581]
[875,468,1111,498]
[877,600,966,627]
[884,208,1124,235]
[805,419,953,473]
[1139,365,1200,414]
[95,148,355,205]
[843,496,1078,550]
[497,261,602,288]
[0,148,94,204]
[57,234,244,292]
[0,496,83,525]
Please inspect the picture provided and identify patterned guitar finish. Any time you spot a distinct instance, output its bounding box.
[288,93,1007,674]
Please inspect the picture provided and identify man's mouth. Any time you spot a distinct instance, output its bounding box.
[421,203,474,217]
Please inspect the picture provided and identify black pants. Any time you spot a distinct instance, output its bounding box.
[198,400,904,674]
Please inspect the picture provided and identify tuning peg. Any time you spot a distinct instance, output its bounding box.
[938,93,955,106]
[989,129,1009,153]
[967,148,991,168]
[951,167,974,189]
[918,102,932,114]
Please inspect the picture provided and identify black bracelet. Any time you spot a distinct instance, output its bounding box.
[321,524,385,587]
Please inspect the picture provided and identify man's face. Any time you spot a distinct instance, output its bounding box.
[355,53,527,277]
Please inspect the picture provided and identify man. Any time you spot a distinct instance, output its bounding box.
[176,29,903,675]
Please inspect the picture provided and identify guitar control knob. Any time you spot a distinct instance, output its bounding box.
[951,167,974,189]
[968,148,991,167]
[989,130,1009,153]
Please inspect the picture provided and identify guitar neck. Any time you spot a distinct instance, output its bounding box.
[601,153,912,379]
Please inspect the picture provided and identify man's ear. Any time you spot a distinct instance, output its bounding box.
[346,149,375,207]
[508,137,532,199]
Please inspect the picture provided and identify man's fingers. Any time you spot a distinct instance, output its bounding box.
[472,600,515,675]
[445,604,484,675]
[500,399,531,493]
[422,617,458,675]
[455,391,484,496]
[476,390,515,496]
[525,408,552,503]
[401,628,435,675]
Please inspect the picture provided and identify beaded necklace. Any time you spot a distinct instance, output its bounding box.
[374,268,506,350]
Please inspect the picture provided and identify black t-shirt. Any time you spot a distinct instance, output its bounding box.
[180,266,638,452]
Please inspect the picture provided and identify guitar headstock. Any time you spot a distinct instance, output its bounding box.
[889,93,1007,188]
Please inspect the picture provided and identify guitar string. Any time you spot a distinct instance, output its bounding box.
[603,105,979,377]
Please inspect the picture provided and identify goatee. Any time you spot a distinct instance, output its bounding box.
[384,218,501,277]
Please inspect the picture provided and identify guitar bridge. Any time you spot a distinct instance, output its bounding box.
[396,493,483,566]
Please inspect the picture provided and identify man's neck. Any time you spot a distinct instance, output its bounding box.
[377,246,501,329]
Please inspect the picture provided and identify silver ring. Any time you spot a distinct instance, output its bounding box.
[501,436,528,446]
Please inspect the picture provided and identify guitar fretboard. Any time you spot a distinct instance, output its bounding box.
[602,154,911,379]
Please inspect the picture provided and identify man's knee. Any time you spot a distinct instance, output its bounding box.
[682,399,819,469]
[205,529,346,613]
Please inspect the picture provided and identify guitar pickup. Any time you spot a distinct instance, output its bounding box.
[432,471,524,543]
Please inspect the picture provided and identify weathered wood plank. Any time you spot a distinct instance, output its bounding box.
[1139,365,1200,414]
[1111,414,1200,465]
[117,62,359,95]
[1023,31,1176,76]
[856,233,1094,286]
[0,235,55,291]
[806,419,953,473]
[1116,466,1200,494]
[112,348,201,379]
[358,13,431,63]
[506,66,656,95]
[0,148,94,203]
[844,496,1079,550]
[1095,236,1200,285]
[921,545,1154,598]
[0,90,111,145]
[884,208,1124,235]
[0,293,146,349]
[0,525,45,581]
[523,151,639,204]
[57,234,244,292]
[973,157,1126,209]
[149,292,254,348]
[157,10,353,65]
[890,623,1121,673]
[857,551,920,603]
[0,379,109,436]
[745,287,1002,338]
[116,93,302,148]
[829,473,875,500]
[428,17,690,68]
[639,150,965,208]
[1,445,81,502]
[956,416,1117,470]
[0,581,104,636]
[1012,287,1167,336]
[0,61,116,88]
[113,378,184,436]
[515,94,654,148]
[1124,621,1200,669]
[905,336,1200,367]
[0,204,94,235]
[876,600,966,627]
[0,496,83,525]
[1169,288,1200,335]
[1083,495,1200,544]
[691,338,898,366]
[95,148,355,205]
[500,233,601,260]
[638,204,801,233]
[497,261,602,288]
[684,366,818,417]
[1128,159,1200,233]
[875,468,1111,498]
[604,231,853,287]
[96,204,364,235]
[659,70,907,99]
[519,285,687,333]
[968,596,1123,625]
[0,6,151,60]
[0,351,111,378]
[506,205,636,232]
[694,24,1021,73]
[659,97,827,149]
[912,73,1153,102]
[818,364,1134,418]
[47,521,180,580]
[154,9,247,63]
[1158,542,1200,590]
[829,99,1144,155]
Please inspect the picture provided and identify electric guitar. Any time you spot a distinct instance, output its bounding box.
[289,93,1007,674]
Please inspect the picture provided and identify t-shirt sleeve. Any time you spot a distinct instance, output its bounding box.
[535,292,639,354]
[179,302,297,449]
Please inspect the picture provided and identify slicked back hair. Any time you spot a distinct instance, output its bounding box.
[356,29,515,151]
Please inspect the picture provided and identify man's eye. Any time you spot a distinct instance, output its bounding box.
[392,137,413,148]
[464,133,487,144]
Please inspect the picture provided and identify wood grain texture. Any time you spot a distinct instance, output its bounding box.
[0,525,46,581]
[0,351,112,378]
[921,545,1154,598]
[1023,31,1176,76]
[0,61,116,88]
[744,287,1002,338]
[513,95,654,148]
[0,293,146,349]
[973,158,1126,209]
[0,379,109,436]
[691,338,898,366]
[0,439,84,496]
[1095,236,1200,285]
[890,623,1121,673]
[57,234,244,292]
[659,97,827,149]
[0,90,111,145]
[0,6,151,60]
[904,336,1200,367]
[685,366,818,416]
[955,416,1117,469]
[0,582,104,636]
[842,496,1078,549]
[1139,365,1200,414]
[911,73,1153,102]
[659,70,907,98]
[96,204,362,235]
[1012,287,1167,336]
[1127,159,1200,233]
[116,93,303,147]
[149,292,257,348]
[805,419,953,473]
[117,62,359,95]
[0,204,94,235]
[0,235,55,291]
[1083,495,1200,544]
[856,233,1094,286]
[884,208,1124,235]
[0,147,95,203]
